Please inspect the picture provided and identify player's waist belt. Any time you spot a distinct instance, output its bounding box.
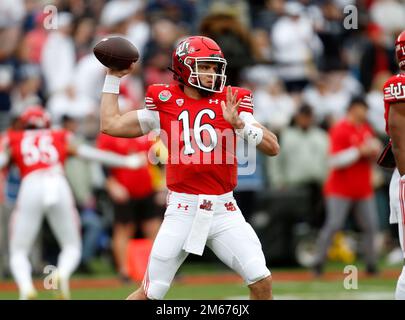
[167,189,234,205]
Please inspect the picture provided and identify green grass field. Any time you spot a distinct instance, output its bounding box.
[0,259,401,300]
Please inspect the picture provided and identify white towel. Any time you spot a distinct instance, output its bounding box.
[183,195,217,256]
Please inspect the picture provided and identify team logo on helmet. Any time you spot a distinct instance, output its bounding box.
[158,90,172,102]
[176,41,189,58]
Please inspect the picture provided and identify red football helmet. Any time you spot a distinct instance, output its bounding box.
[396,30,405,71]
[20,106,51,129]
[171,36,227,93]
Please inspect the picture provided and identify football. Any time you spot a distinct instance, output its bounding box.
[93,36,139,70]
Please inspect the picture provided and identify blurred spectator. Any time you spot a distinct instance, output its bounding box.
[11,64,42,116]
[366,71,392,136]
[359,23,397,92]
[126,3,151,57]
[41,11,76,96]
[143,19,180,87]
[269,105,328,227]
[269,105,329,190]
[100,0,143,38]
[313,97,382,276]
[0,0,25,131]
[146,0,196,30]
[252,0,285,30]
[97,134,163,282]
[253,78,297,133]
[200,12,255,85]
[316,1,345,71]
[271,1,323,92]
[73,17,96,59]
[73,0,144,105]
[370,0,405,37]
[24,12,49,64]
[302,72,353,128]
[46,87,97,125]
[250,29,272,64]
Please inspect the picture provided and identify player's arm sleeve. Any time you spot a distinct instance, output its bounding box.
[0,135,10,169]
[136,108,160,135]
[328,128,360,169]
[239,111,259,125]
[0,152,10,169]
[75,144,145,169]
[328,147,361,168]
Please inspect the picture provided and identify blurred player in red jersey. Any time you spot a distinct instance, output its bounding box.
[99,36,279,300]
[0,106,146,299]
[312,98,381,276]
[97,133,162,282]
[381,30,405,300]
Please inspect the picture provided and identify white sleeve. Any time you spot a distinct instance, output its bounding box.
[136,108,160,135]
[239,111,259,125]
[328,147,361,169]
[0,152,10,169]
[0,135,10,169]
[76,144,145,169]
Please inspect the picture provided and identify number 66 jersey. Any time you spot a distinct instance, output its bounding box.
[1,129,70,178]
[139,83,254,195]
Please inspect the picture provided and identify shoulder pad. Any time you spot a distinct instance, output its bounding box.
[384,74,405,102]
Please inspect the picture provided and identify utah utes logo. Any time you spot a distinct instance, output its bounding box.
[200,200,213,211]
[224,202,236,212]
[385,83,405,100]
[176,41,190,58]
[176,98,184,106]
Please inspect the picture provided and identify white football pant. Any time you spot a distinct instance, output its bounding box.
[389,169,405,300]
[9,167,81,299]
[142,190,271,300]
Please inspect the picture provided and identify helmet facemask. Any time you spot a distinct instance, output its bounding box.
[184,56,227,93]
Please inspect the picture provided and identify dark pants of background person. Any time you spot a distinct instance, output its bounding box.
[314,196,379,270]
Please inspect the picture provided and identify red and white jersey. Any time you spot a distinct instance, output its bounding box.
[97,133,154,198]
[143,83,254,195]
[383,73,405,135]
[1,129,71,178]
[324,119,375,199]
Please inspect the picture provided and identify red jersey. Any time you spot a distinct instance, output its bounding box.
[97,134,154,198]
[144,83,254,195]
[383,73,405,135]
[1,129,70,178]
[324,119,375,199]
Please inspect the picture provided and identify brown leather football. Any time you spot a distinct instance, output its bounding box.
[93,36,139,70]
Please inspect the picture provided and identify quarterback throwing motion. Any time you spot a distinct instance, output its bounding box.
[99,36,279,300]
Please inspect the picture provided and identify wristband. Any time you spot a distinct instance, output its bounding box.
[102,75,120,94]
[235,122,264,146]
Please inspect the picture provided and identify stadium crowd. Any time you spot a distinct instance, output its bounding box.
[0,0,405,280]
